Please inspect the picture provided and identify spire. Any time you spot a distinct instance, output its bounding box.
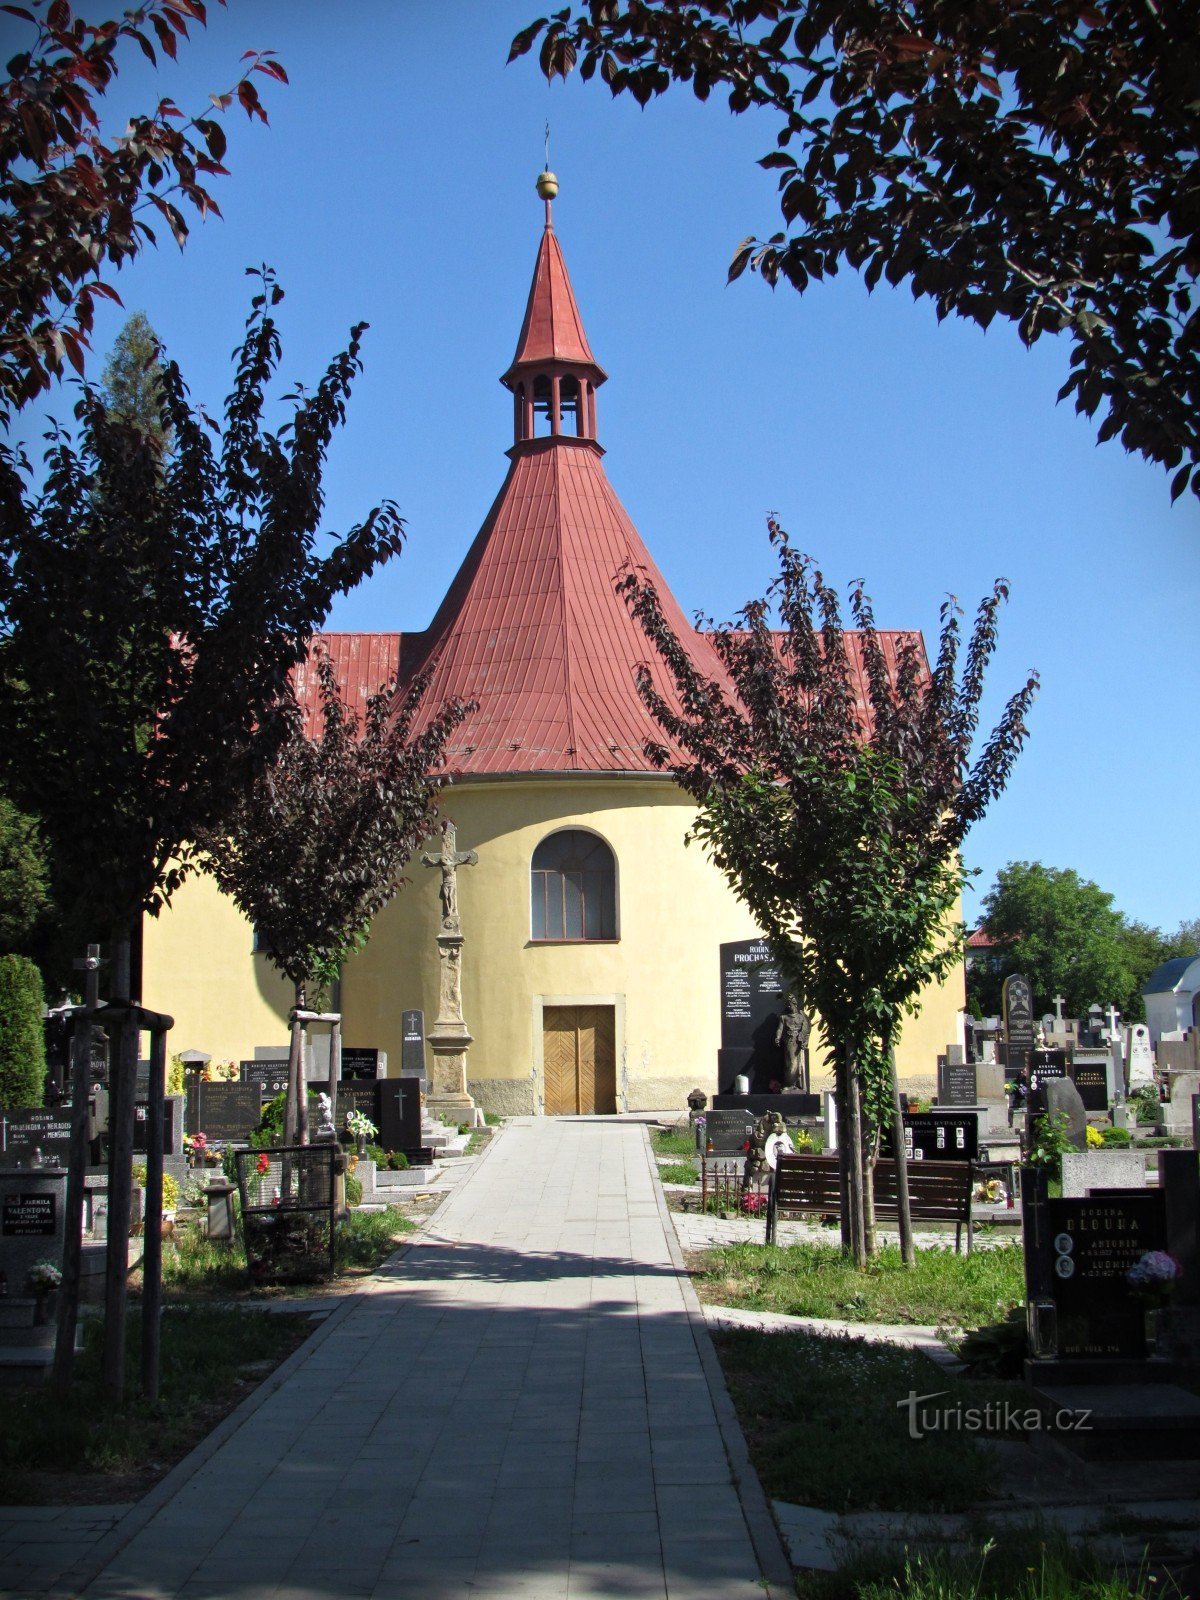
[503,172,606,447]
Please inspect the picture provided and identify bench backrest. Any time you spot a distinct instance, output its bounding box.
[772,1154,971,1221]
[772,1154,842,1213]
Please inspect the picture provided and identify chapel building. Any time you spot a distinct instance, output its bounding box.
[143,176,964,1113]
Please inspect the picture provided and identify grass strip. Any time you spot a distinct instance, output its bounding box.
[658,1160,699,1184]
[164,1204,416,1296]
[796,1533,1173,1600]
[0,1305,311,1502]
[713,1325,1022,1514]
[652,1126,697,1157]
[695,1239,1025,1328]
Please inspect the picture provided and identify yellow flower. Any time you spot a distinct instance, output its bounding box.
[1086,1125,1104,1148]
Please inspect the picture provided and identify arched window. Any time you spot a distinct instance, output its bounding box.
[532,374,553,436]
[531,830,617,941]
[560,375,582,436]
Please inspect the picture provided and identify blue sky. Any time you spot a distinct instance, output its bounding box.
[8,2,1198,933]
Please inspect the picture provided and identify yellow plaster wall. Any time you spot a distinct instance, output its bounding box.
[141,869,293,1063]
[141,776,966,1105]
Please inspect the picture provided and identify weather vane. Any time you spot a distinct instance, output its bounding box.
[544,120,551,169]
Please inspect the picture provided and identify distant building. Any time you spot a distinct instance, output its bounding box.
[1142,954,1200,1046]
[142,176,964,1113]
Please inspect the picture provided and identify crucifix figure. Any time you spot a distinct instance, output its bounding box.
[422,820,478,930]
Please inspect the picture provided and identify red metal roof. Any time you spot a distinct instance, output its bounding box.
[395,439,731,774]
[294,204,927,778]
[504,216,604,381]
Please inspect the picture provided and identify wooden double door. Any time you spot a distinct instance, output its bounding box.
[543,1005,617,1116]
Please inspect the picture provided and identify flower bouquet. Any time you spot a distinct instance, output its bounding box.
[1126,1250,1180,1308]
[345,1109,378,1155]
[26,1260,61,1295]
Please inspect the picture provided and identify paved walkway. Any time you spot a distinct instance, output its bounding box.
[29,1120,789,1600]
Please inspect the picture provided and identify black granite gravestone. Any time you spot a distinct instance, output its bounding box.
[902,1111,977,1163]
[240,1060,289,1103]
[0,1107,73,1166]
[186,1082,262,1142]
[1068,1058,1109,1113]
[341,1048,384,1082]
[1046,1191,1167,1358]
[718,938,787,1092]
[700,1109,756,1157]
[1,1190,57,1236]
[1002,973,1035,1076]
[336,1081,380,1129]
[1029,1048,1069,1090]
[378,1079,425,1158]
[937,1059,978,1108]
[401,1010,426,1083]
[133,1096,178,1156]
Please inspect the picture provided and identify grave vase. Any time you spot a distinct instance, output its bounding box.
[33,1289,56,1327]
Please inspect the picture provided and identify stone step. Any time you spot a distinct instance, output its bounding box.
[0,1319,56,1350]
[1030,1380,1200,1461]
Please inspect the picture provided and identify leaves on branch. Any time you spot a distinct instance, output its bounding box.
[513,0,1200,503]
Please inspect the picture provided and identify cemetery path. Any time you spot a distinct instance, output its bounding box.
[64,1118,793,1600]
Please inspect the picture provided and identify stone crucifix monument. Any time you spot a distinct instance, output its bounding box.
[421,820,480,1125]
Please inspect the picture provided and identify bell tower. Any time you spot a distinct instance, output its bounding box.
[501,170,607,451]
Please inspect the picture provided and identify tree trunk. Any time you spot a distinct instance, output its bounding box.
[836,1070,851,1254]
[141,1026,167,1400]
[102,927,136,1402]
[53,947,100,1392]
[845,1048,867,1268]
[888,1046,916,1267]
[284,983,306,1145]
[862,1121,880,1259]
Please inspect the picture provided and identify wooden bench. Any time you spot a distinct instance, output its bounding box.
[765,1154,974,1252]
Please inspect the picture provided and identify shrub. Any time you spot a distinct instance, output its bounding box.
[386,1151,409,1171]
[0,953,45,1110]
[131,1165,180,1211]
[1099,1125,1133,1147]
[344,1173,363,1207]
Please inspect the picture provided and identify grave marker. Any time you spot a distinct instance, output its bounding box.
[936,1057,978,1108]
[1002,973,1035,1078]
[1029,1048,1069,1090]
[185,1082,262,1143]
[378,1079,425,1157]
[718,938,787,1092]
[1068,1051,1111,1113]
[1045,1191,1167,1358]
[902,1111,977,1163]
[341,1047,386,1082]
[0,1107,73,1167]
[700,1108,756,1157]
[240,1060,289,1103]
[401,1010,426,1083]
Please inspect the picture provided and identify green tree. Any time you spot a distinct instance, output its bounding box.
[198,650,472,1146]
[0,271,403,1399]
[1,0,285,411]
[515,1,1200,502]
[976,862,1146,1019]
[0,792,51,952]
[100,312,171,455]
[1167,917,1200,957]
[0,953,47,1110]
[620,519,1037,1265]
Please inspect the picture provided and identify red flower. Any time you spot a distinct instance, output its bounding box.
[256,1153,270,1176]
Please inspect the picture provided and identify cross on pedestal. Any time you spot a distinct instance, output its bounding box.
[421,821,480,1123]
[1053,994,1066,1028]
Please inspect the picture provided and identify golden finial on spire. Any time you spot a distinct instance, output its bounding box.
[537,121,558,203]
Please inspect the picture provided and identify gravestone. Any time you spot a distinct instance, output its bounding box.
[378,1079,424,1157]
[0,1107,73,1167]
[401,1010,426,1083]
[1068,1049,1111,1113]
[185,1081,262,1142]
[133,1094,183,1162]
[1125,1023,1154,1089]
[1041,1077,1089,1152]
[1159,1072,1200,1134]
[0,1167,67,1298]
[700,1108,756,1157]
[902,1111,977,1163]
[335,1081,380,1130]
[1029,1048,1069,1090]
[1045,1190,1167,1358]
[718,938,787,1092]
[342,1047,386,1082]
[240,1060,289,1103]
[1060,1149,1147,1198]
[1002,973,1035,1076]
[937,1056,978,1108]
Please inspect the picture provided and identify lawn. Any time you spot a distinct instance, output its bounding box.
[694,1239,1025,1328]
[0,1305,312,1503]
[651,1126,697,1158]
[715,1325,1024,1514]
[163,1204,416,1297]
[658,1160,699,1184]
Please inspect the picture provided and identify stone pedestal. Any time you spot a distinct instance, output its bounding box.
[425,931,478,1124]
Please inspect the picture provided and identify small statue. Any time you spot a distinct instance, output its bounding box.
[775,993,811,1093]
[743,1111,790,1193]
[686,1088,707,1127]
[315,1092,336,1141]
